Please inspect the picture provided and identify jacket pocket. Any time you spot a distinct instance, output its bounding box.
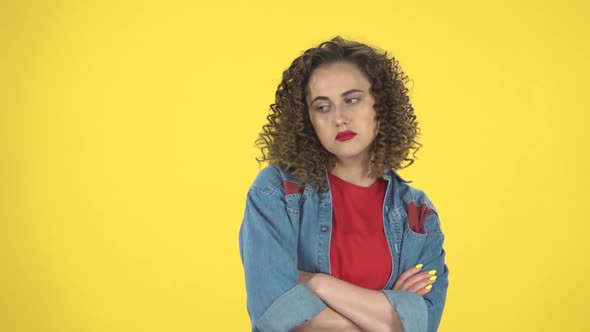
[397,212,441,275]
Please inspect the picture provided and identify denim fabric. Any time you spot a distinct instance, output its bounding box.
[239,165,449,332]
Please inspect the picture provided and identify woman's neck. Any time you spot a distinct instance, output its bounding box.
[329,156,376,187]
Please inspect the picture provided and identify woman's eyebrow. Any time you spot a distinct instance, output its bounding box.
[310,89,364,104]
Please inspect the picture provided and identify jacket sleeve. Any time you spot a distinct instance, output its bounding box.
[239,188,327,332]
[380,211,449,332]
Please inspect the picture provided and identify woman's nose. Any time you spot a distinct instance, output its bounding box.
[334,105,349,126]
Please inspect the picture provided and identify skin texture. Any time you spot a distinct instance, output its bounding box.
[306,61,380,187]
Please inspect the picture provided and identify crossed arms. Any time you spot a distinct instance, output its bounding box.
[239,188,448,332]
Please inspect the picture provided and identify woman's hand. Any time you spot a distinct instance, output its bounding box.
[392,264,437,296]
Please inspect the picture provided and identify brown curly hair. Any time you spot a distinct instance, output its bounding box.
[256,36,422,192]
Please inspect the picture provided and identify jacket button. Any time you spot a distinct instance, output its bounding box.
[320,226,329,232]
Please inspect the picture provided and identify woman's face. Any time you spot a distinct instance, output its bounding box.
[306,61,379,164]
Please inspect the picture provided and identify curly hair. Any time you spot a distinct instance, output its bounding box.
[256,36,422,192]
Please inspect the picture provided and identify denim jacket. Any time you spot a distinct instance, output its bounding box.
[239,165,449,332]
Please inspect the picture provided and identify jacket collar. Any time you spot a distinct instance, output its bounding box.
[277,164,413,192]
[319,165,413,184]
[383,168,413,183]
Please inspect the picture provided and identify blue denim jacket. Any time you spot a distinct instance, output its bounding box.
[239,165,449,332]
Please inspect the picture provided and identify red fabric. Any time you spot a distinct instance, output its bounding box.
[282,180,303,195]
[328,173,392,290]
[407,201,435,234]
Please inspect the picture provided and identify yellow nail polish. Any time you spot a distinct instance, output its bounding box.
[415,264,423,269]
[428,270,437,275]
[429,276,437,281]
[425,284,433,290]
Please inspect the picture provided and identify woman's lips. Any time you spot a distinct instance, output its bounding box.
[335,130,357,142]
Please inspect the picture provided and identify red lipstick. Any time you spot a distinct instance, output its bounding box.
[335,130,357,142]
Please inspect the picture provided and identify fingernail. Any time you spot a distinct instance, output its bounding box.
[428,270,437,275]
[415,264,423,269]
[425,284,433,290]
[429,276,437,281]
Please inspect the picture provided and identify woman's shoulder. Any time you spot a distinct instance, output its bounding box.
[389,173,444,234]
[387,169,438,215]
[249,164,303,197]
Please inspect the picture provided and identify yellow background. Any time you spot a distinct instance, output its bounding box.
[2,0,589,331]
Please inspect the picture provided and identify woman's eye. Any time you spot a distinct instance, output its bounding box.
[346,97,360,104]
[316,105,330,112]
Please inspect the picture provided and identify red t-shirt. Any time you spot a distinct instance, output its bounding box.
[328,172,392,290]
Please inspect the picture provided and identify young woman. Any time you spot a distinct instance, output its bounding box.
[238,36,449,332]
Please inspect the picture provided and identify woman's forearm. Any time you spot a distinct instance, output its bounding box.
[306,273,403,332]
[290,306,365,332]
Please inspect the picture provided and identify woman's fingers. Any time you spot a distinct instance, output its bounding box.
[407,273,437,293]
[405,270,437,290]
[392,264,424,290]
[415,283,432,296]
[393,265,437,295]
